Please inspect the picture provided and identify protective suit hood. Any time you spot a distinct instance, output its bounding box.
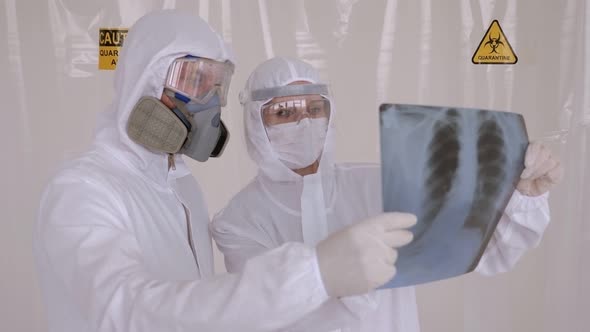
[94,10,234,188]
[241,57,335,182]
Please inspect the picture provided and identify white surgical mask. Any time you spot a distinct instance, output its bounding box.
[266,117,328,169]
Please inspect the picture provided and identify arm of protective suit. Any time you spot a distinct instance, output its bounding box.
[211,219,378,332]
[38,179,329,332]
[475,190,551,275]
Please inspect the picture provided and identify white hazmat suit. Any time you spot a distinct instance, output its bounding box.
[33,11,336,332]
[211,57,552,332]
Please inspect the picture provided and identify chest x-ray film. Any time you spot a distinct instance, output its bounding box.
[379,104,528,288]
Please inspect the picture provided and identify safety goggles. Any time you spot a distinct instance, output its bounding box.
[165,56,234,106]
[261,96,331,126]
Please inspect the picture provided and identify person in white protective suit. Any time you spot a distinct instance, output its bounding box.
[210,56,564,332]
[33,11,420,332]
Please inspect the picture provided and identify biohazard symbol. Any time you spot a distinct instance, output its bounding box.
[472,20,518,64]
[484,34,504,54]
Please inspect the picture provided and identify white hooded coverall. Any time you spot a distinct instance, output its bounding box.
[210,57,552,332]
[33,11,332,332]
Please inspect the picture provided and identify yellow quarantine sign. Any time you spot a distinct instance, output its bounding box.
[472,20,517,65]
[99,28,128,70]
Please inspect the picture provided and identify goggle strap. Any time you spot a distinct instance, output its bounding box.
[174,92,191,104]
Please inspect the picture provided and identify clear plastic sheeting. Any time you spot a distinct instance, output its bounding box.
[1,1,587,331]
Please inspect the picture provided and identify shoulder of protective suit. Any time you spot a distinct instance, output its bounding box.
[49,149,133,191]
[332,162,382,191]
[334,162,380,170]
[38,155,138,235]
[210,178,264,229]
[333,162,380,178]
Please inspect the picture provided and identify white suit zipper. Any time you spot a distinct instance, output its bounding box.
[182,204,199,269]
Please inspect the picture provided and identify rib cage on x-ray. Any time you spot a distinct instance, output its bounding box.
[379,104,527,289]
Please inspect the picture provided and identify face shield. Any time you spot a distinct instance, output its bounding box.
[165,56,234,106]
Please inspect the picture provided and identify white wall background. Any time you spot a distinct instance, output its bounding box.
[1,0,588,331]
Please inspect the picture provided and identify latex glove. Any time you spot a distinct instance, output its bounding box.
[316,212,416,298]
[517,142,563,196]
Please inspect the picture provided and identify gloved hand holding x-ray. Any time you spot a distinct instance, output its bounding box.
[379,103,561,288]
[317,212,416,297]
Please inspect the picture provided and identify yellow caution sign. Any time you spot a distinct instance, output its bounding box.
[472,20,517,65]
[99,28,128,70]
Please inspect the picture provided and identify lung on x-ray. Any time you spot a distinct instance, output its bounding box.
[379,103,528,288]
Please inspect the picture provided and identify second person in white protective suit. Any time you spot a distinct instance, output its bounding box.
[33,11,418,332]
[211,56,563,331]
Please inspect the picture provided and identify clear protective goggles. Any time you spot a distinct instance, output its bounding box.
[261,95,331,126]
[248,83,331,126]
[165,56,234,106]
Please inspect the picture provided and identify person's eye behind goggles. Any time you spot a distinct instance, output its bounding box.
[262,97,331,126]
